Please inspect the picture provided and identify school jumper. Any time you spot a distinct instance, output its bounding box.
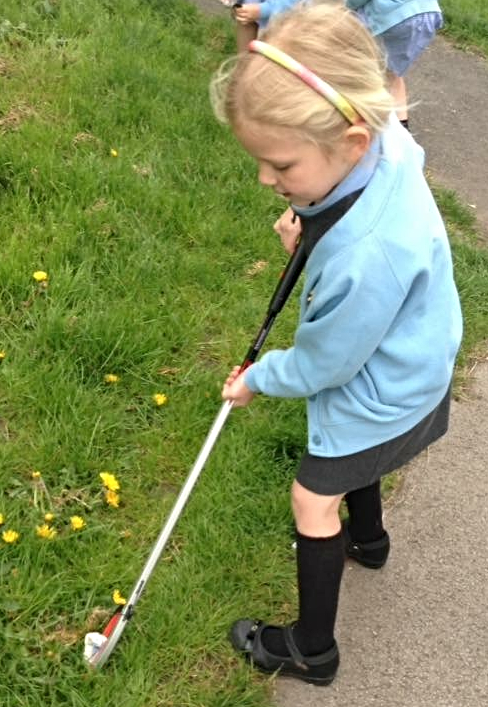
[244,116,463,460]
[242,0,302,29]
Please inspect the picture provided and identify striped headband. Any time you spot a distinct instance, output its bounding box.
[248,40,361,126]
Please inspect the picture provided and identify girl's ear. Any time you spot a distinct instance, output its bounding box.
[343,125,372,163]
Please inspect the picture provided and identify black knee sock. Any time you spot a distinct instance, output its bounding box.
[262,530,344,657]
[345,480,385,543]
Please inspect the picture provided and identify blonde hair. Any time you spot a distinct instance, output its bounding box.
[210,2,394,148]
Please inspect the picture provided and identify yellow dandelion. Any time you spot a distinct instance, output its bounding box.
[31,471,42,479]
[36,524,57,540]
[0,351,6,360]
[33,271,48,282]
[105,489,120,508]
[44,512,55,523]
[110,148,118,157]
[0,514,4,525]
[104,373,120,384]
[99,472,120,492]
[112,589,126,606]
[152,393,168,407]
[3,529,20,544]
[70,515,85,531]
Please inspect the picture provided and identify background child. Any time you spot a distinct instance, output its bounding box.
[228,0,304,52]
[211,2,462,686]
[346,0,444,130]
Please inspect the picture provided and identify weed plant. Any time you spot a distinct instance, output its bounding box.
[0,1,487,706]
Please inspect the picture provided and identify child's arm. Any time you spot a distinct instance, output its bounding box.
[274,207,302,255]
[234,3,261,24]
[236,20,258,52]
[244,251,408,399]
[258,0,304,23]
[222,365,255,407]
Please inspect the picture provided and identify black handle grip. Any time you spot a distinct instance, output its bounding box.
[266,236,307,317]
[240,237,307,370]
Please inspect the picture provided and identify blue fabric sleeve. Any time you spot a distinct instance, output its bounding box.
[259,0,302,20]
[245,247,406,397]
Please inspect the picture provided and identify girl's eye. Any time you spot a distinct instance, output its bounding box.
[275,164,291,172]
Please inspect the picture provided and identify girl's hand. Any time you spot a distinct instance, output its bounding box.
[222,365,255,407]
[274,207,302,255]
[234,4,261,23]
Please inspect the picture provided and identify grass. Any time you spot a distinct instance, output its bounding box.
[0,1,487,706]
[441,0,488,56]
[436,188,488,382]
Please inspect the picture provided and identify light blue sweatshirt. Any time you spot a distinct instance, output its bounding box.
[346,0,442,35]
[245,116,463,457]
[242,0,302,29]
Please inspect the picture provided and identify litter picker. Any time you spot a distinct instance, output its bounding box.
[84,236,307,668]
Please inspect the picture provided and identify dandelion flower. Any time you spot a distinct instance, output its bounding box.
[3,529,20,544]
[112,589,126,605]
[31,471,42,479]
[99,472,120,492]
[44,512,55,523]
[105,489,120,508]
[70,515,85,531]
[0,514,4,525]
[0,351,6,360]
[152,393,168,407]
[110,148,118,157]
[33,271,48,282]
[36,524,57,540]
[104,373,120,384]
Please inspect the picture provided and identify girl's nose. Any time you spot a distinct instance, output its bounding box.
[258,163,277,187]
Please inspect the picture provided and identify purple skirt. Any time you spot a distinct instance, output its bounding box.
[378,11,443,76]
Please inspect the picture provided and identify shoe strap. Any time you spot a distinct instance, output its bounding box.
[352,532,389,551]
[283,626,308,671]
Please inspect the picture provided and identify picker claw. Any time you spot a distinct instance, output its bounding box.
[84,632,108,663]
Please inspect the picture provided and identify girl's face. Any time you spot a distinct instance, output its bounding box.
[235,122,362,207]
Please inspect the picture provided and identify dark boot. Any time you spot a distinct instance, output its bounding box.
[342,519,390,569]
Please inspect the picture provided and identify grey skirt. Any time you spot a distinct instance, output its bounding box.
[296,386,451,496]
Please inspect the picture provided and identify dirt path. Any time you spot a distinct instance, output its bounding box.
[408,36,488,237]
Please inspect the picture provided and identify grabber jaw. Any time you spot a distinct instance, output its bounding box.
[83,606,129,668]
[84,631,108,665]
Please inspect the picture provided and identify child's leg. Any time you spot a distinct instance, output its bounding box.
[262,481,344,657]
[380,12,443,130]
[236,21,258,53]
[345,479,385,543]
[387,72,409,127]
[344,480,390,569]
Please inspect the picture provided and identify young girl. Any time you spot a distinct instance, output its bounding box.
[211,3,462,686]
[346,0,444,130]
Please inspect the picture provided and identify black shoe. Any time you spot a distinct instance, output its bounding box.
[230,619,339,686]
[342,520,390,569]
